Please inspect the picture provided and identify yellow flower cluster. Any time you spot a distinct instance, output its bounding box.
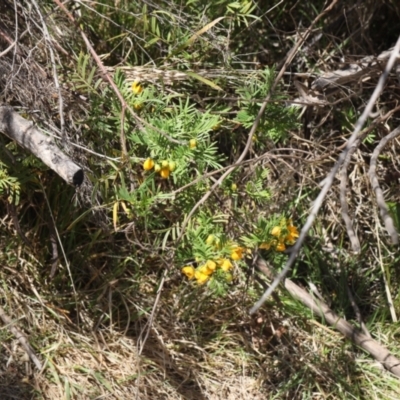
[181,236,246,285]
[182,258,233,285]
[143,158,176,179]
[259,219,299,252]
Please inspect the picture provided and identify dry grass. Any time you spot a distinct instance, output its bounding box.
[0,247,399,400]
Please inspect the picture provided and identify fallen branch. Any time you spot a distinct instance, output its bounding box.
[285,280,400,377]
[312,47,397,93]
[253,256,400,378]
[0,106,83,186]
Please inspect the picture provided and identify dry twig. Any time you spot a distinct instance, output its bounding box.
[0,305,42,370]
[368,125,400,244]
[340,139,362,253]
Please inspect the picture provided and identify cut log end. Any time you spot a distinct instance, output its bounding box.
[73,169,84,186]
[0,105,84,186]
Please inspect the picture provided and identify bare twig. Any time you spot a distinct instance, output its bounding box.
[7,202,32,248]
[0,305,42,370]
[31,0,65,135]
[340,139,362,253]
[368,125,400,244]
[250,34,400,315]
[46,214,59,279]
[39,179,77,298]
[346,286,371,339]
[372,214,398,322]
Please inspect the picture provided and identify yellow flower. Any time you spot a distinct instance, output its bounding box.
[285,224,299,244]
[271,226,281,237]
[160,167,170,179]
[276,241,286,252]
[182,265,195,280]
[259,242,271,250]
[131,80,143,95]
[198,263,214,276]
[143,158,154,171]
[189,139,197,149]
[206,260,217,271]
[231,247,244,261]
[218,258,233,271]
[195,270,210,285]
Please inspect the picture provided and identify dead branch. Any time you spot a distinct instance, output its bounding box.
[312,47,398,93]
[0,106,83,186]
[285,279,400,378]
[368,125,400,244]
[254,256,400,378]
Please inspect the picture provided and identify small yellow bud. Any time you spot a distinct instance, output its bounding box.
[160,167,170,179]
[131,80,143,95]
[225,273,233,283]
[143,158,154,171]
[271,226,281,237]
[206,260,217,271]
[154,164,161,172]
[218,258,233,271]
[231,183,237,191]
[134,102,143,110]
[198,264,213,276]
[161,160,169,168]
[189,139,197,149]
[259,242,271,250]
[276,242,286,252]
[195,270,210,285]
[231,247,244,261]
[168,161,176,172]
[205,235,215,245]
